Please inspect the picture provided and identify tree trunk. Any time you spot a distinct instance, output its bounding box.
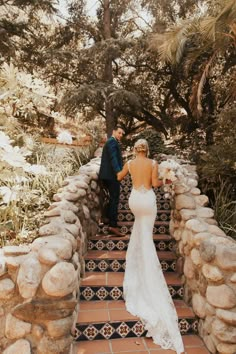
[103,0,115,137]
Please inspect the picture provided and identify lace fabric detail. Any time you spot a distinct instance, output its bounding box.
[123,188,184,354]
[133,185,151,193]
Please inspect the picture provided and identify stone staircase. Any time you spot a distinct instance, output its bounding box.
[72,177,210,354]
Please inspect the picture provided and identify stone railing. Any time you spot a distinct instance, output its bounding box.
[0,157,101,354]
[170,162,236,354]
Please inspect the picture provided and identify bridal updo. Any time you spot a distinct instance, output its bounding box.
[134,139,149,156]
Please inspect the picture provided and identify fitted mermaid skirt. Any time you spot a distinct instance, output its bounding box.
[123,187,184,353]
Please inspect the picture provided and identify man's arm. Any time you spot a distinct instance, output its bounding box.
[117,162,129,181]
[107,138,122,174]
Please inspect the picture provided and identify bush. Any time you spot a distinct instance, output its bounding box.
[124,128,173,158]
[197,109,236,238]
[0,123,99,246]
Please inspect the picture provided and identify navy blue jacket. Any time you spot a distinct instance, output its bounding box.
[99,137,123,181]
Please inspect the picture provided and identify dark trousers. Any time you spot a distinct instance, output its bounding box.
[103,179,120,227]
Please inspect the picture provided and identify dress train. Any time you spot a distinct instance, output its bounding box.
[123,187,184,354]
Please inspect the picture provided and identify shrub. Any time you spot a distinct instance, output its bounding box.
[124,128,173,158]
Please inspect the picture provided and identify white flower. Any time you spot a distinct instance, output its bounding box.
[0,186,18,203]
[24,164,48,175]
[56,131,73,145]
[0,132,13,149]
[159,160,179,183]
[1,146,28,168]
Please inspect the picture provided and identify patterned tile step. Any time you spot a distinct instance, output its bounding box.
[85,251,176,273]
[98,222,169,236]
[72,335,210,354]
[80,272,183,301]
[88,235,175,252]
[119,192,169,200]
[80,284,183,301]
[74,302,198,341]
[117,210,171,222]
[119,191,169,201]
[118,200,171,211]
[120,179,167,192]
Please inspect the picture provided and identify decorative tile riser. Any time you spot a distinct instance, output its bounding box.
[88,239,175,252]
[118,201,171,211]
[98,223,169,236]
[117,211,170,222]
[80,285,184,301]
[85,259,176,273]
[120,190,169,198]
[74,318,198,341]
[120,180,167,193]
[119,191,169,200]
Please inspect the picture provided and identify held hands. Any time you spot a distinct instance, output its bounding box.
[117,171,122,181]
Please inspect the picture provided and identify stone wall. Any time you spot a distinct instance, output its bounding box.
[170,162,236,354]
[0,157,101,354]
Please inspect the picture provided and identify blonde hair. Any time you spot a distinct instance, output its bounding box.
[134,139,149,156]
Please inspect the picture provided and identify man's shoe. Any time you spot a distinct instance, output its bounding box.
[108,226,123,237]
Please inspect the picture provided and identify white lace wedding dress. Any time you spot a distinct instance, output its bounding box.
[123,185,184,353]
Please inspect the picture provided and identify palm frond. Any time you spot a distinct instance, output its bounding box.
[199,16,217,42]
[148,21,191,65]
[216,0,236,26]
[196,55,214,116]
[190,55,215,117]
[198,1,236,45]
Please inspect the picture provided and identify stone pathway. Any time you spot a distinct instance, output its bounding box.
[72,177,210,354]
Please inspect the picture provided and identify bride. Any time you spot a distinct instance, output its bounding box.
[117,139,184,354]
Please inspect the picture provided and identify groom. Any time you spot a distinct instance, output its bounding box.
[99,125,124,237]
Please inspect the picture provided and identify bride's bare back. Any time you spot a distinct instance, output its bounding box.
[117,157,162,189]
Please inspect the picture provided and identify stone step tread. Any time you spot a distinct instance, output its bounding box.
[85,250,176,260]
[72,335,209,354]
[81,272,182,287]
[77,300,195,324]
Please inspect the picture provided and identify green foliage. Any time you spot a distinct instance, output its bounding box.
[125,128,173,158]
[0,125,98,247]
[197,109,236,185]
[200,179,236,239]
[197,108,236,238]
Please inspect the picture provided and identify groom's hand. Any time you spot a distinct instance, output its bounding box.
[117,171,121,180]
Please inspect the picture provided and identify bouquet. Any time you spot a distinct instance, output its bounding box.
[158,159,187,198]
